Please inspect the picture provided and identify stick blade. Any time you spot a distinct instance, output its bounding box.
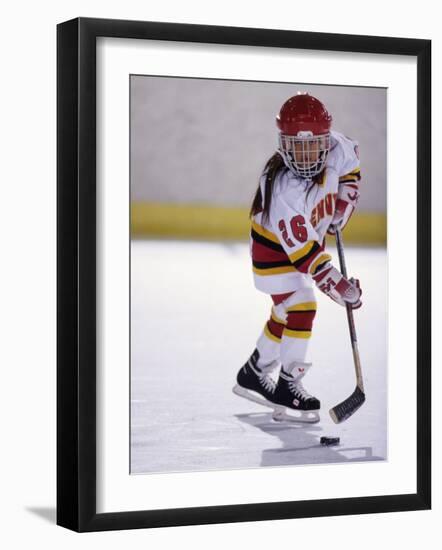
[329,386,366,424]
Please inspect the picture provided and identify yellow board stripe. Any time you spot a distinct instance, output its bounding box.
[309,253,332,275]
[325,213,386,246]
[251,221,280,244]
[253,265,296,276]
[286,301,317,312]
[288,241,315,264]
[131,202,386,245]
[282,328,311,339]
[264,324,282,343]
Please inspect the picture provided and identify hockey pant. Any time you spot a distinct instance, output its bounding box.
[255,287,317,369]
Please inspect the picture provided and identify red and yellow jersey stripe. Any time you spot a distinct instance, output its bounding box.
[251,222,331,277]
[339,167,361,185]
[251,221,296,276]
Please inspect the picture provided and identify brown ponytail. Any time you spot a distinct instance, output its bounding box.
[249,153,323,224]
[249,152,285,224]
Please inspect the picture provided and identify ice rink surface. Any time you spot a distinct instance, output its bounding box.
[131,240,387,474]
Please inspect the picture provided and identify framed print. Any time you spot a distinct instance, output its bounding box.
[57,17,431,532]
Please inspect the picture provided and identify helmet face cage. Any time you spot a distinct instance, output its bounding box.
[278,132,330,179]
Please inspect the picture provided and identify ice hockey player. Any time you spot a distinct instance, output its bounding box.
[233,92,362,423]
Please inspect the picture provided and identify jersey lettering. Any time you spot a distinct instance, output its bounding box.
[278,220,295,247]
[278,216,307,246]
[290,215,308,243]
[311,193,338,228]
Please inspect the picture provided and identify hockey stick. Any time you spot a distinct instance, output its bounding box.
[329,227,366,423]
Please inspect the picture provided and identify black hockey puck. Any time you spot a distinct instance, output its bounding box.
[320,436,340,446]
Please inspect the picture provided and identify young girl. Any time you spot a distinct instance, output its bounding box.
[233,92,362,423]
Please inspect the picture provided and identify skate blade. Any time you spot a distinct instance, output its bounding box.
[232,384,274,409]
[272,406,320,424]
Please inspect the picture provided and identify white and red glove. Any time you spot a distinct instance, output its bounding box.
[327,186,360,235]
[312,262,362,309]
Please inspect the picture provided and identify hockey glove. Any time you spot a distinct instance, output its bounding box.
[327,185,360,235]
[312,262,362,309]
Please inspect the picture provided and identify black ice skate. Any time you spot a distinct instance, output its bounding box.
[272,362,321,423]
[232,349,278,408]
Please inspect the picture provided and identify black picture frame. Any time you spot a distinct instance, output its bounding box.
[57,17,431,532]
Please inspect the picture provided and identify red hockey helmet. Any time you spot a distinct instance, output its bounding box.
[276,93,332,179]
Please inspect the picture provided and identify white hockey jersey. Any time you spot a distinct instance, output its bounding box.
[251,131,361,294]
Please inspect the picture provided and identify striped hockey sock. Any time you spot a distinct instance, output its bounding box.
[280,291,317,369]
